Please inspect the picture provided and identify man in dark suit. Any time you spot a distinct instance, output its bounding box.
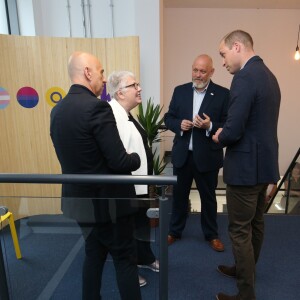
[213,30,281,300]
[164,54,229,252]
[50,51,142,300]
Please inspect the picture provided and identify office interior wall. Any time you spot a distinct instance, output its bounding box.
[0,34,139,219]
[163,8,300,174]
[0,0,8,34]
[17,0,35,36]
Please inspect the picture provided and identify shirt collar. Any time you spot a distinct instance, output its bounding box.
[192,80,210,94]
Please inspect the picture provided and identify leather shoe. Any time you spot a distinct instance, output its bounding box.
[138,275,147,287]
[216,292,240,300]
[167,234,180,245]
[217,265,236,278]
[209,238,225,252]
[138,259,159,272]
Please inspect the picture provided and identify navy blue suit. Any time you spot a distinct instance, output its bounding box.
[165,81,229,240]
[219,56,280,185]
[218,56,280,299]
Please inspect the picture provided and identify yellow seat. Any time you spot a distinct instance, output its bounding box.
[0,210,22,259]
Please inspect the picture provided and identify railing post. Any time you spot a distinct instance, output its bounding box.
[159,185,168,300]
[285,171,292,214]
[0,237,10,300]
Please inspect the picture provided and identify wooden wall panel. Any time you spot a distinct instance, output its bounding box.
[0,34,140,219]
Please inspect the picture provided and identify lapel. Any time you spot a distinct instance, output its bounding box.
[198,81,216,115]
[185,83,194,119]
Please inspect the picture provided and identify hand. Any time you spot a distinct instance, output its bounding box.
[193,113,211,129]
[181,119,194,131]
[212,128,223,143]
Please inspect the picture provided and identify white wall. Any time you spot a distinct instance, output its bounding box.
[17,0,35,36]
[163,8,300,174]
[0,0,8,34]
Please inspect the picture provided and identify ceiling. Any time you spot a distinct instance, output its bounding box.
[164,0,300,9]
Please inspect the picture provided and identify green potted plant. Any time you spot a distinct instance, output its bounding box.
[137,98,168,227]
[137,97,167,177]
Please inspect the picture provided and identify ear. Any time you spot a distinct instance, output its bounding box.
[233,42,242,53]
[84,67,92,81]
[116,89,125,100]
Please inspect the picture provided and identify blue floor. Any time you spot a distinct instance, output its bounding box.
[1,213,300,299]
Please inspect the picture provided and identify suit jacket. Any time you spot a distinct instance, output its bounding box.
[50,84,140,223]
[219,56,281,185]
[164,80,229,172]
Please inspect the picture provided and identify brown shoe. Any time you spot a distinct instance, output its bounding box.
[209,238,225,252]
[167,234,180,245]
[217,265,236,278]
[216,292,240,300]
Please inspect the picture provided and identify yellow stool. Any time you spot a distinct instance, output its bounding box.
[0,211,22,259]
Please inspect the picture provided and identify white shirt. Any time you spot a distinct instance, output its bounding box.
[109,99,148,195]
[188,85,207,150]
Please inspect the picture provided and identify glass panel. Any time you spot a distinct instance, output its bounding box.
[267,158,300,214]
[0,196,159,299]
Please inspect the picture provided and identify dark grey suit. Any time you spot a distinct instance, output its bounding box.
[219,56,281,300]
[50,84,142,300]
[165,81,229,240]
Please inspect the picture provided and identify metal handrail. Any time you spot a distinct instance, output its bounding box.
[0,174,176,185]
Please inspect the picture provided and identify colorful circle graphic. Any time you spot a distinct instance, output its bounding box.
[17,86,39,108]
[46,87,66,107]
[0,87,10,110]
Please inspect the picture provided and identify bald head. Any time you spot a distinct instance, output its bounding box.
[67,51,106,97]
[192,54,215,91]
[193,54,214,70]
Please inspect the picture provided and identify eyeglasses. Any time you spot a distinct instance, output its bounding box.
[122,82,140,90]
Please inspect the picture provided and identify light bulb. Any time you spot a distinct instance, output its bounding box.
[295,49,300,60]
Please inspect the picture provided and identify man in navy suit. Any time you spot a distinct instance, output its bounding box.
[213,30,281,300]
[50,52,142,300]
[164,54,229,252]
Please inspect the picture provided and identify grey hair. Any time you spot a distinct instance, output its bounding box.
[107,71,135,99]
[222,30,254,50]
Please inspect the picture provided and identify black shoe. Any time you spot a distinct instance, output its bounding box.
[217,265,236,278]
[216,292,240,300]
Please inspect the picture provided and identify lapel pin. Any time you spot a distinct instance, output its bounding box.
[210,93,214,96]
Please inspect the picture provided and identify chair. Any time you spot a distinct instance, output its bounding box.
[0,206,22,259]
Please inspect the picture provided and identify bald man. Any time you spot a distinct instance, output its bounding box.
[50,52,142,300]
[164,54,229,251]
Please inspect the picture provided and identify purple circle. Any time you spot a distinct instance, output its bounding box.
[17,87,39,108]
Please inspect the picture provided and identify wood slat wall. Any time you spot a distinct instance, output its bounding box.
[0,34,140,219]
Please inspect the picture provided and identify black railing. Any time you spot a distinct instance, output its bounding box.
[265,147,300,213]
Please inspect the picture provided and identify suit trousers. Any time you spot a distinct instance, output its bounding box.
[169,151,219,240]
[226,184,268,300]
[78,215,141,300]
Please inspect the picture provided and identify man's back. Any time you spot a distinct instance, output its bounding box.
[50,84,140,222]
[223,56,281,185]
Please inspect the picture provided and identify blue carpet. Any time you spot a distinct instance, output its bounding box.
[1,213,300,299]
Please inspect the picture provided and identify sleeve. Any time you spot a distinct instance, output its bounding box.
[210,88,230,135]
[164,87,184,135]
[219,76,254,146]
